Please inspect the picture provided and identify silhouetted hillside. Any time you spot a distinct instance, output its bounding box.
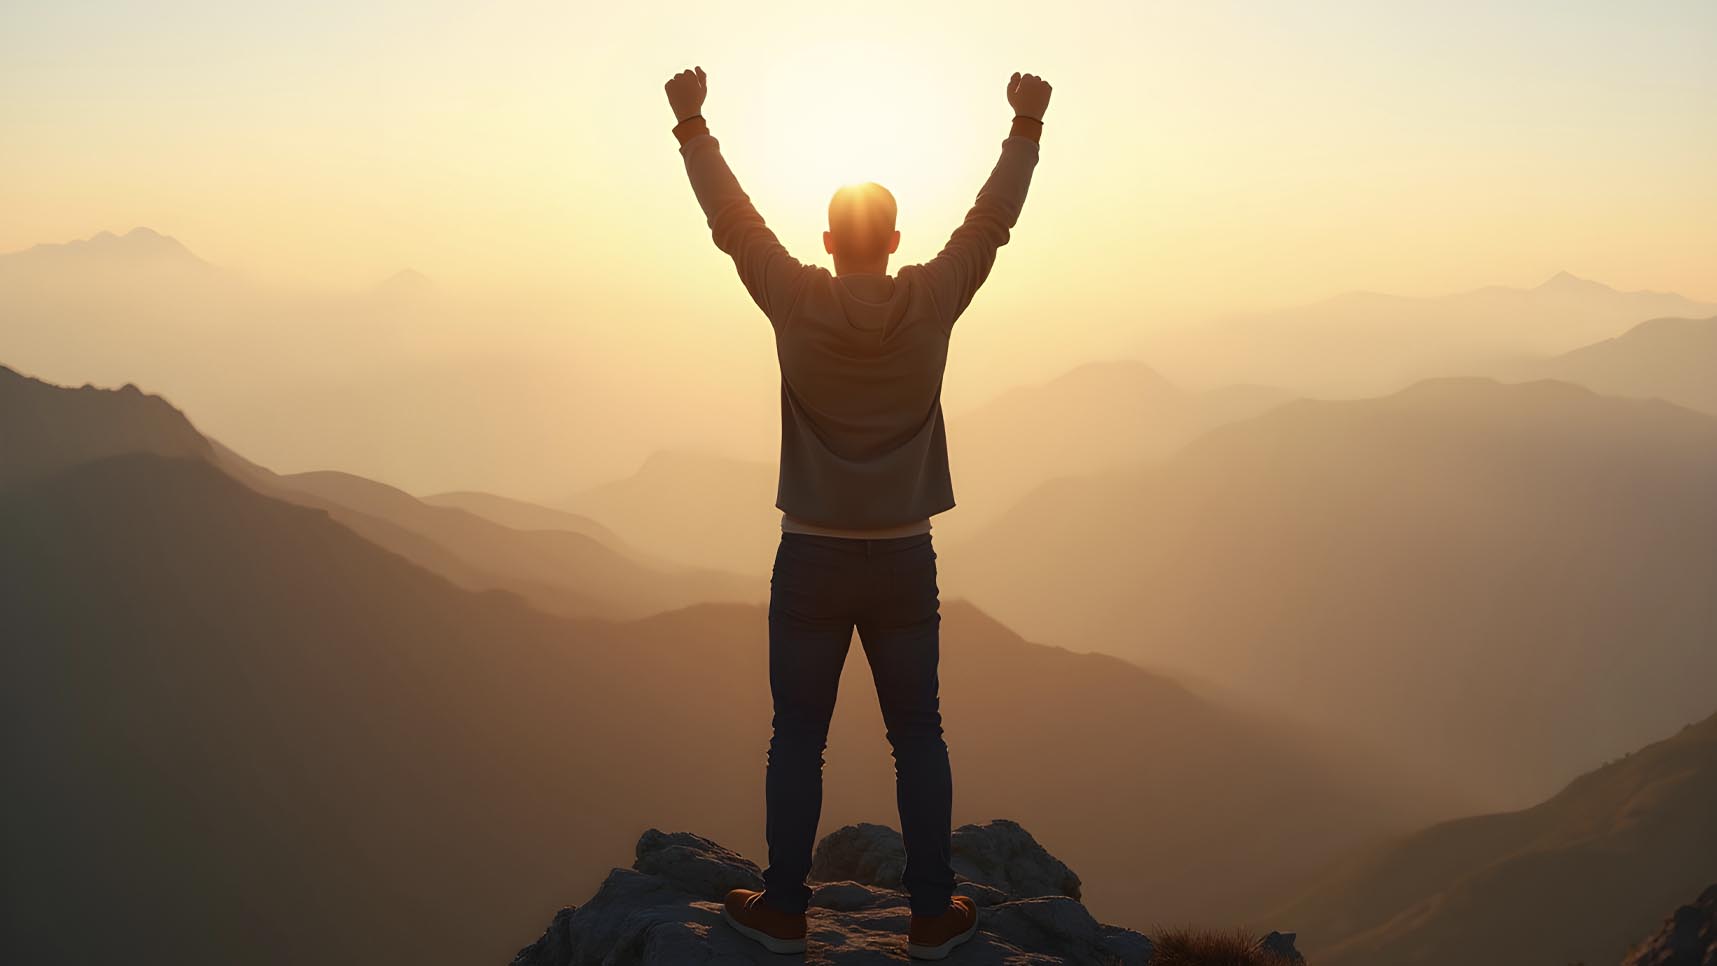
[1,453,644,965]
[1278,712,1717,966]
[947,378,1717,807]
[0,363,211,488]
[1518,314,1717,416]
[254,468,761,620]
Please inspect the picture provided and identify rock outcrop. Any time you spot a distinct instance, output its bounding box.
[1622,884,1717,966]
[511,820,1301,965]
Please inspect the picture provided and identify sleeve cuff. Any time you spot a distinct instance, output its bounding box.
[673,115,710,145]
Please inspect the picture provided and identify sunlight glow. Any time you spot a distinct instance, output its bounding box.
[713,34,994,266]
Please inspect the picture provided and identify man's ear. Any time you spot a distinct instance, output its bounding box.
[886,230,901,255]
[823,231,836,255]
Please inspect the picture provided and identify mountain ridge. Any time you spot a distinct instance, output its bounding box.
[1,226,208,265]
[3,363,760,621]
[1509,314,1717,416]
[1278,710,1717,966]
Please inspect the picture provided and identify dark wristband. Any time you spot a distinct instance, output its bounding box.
[1013,115,1044,124]
[1009,115,1044,143]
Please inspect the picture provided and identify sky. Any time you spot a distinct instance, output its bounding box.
[6,1,1714,291]
[3,0,1716,488]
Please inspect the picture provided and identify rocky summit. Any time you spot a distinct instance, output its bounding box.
[510,820,1302,965]
[1622,884,1717,966]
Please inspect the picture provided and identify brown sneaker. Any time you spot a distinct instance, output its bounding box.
[907,895,979,960]
[721,888,808,954]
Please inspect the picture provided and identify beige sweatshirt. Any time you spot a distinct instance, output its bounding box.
[676,116,1041,533]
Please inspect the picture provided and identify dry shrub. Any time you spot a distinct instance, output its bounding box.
[1149,927,1301,966]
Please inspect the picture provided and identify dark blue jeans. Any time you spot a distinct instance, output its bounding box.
[761,531,955,918]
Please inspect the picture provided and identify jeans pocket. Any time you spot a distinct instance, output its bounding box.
[888,550,940,617]
[770,541,845,621]
[771,534,817,583]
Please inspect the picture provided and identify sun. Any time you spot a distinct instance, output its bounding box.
[713,37,992,263]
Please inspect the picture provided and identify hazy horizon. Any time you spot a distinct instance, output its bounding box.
[6,221,1713,501]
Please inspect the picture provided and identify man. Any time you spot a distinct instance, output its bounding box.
[664,65,1050,960]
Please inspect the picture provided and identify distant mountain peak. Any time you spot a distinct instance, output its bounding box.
[7,226,205,264]
[85,226,195,257]
[1536,270,1612,293]
[375,267,434,295]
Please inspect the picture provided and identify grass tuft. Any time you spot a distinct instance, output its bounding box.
[1149,927,1302,966]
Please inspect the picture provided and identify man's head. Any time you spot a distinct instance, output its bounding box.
[824,182,901,272]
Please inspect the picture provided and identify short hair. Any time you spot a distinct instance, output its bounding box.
[827,182,898,259]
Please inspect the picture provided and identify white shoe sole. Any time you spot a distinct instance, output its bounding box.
[722,904,808,954]
[907,911,980,960]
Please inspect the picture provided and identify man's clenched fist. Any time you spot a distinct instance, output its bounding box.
[664,66,707,123]
[1007,72,1052,121]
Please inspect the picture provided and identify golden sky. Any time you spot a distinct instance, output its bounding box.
[4,1,1715,386]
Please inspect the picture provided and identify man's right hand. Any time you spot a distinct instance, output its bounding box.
[1007,72,1053,121]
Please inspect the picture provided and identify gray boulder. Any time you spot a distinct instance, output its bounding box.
[952,819,1083,901]
[809,822,907,889]
[632,828,764,898]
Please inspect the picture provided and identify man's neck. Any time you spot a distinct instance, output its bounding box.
[833,258,890,277]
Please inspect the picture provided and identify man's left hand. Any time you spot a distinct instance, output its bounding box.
[664,66,707,123]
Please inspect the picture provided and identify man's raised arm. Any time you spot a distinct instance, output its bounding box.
[917,72,1052,327]
[664,66,812,326]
